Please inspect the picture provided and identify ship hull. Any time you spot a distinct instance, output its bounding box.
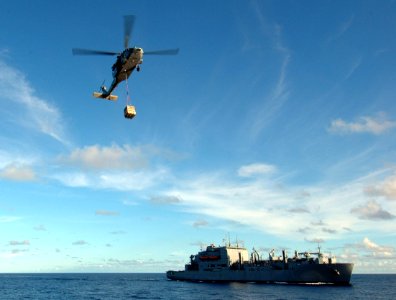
[167,263,353,285]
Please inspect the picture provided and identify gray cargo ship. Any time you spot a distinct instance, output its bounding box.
[167,242,353,285]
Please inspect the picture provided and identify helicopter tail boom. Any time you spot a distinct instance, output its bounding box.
[93,92,118,101]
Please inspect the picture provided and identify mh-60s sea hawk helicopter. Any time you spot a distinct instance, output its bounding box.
[72,15,179,118]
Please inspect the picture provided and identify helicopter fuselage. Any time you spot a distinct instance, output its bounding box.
[102,47,144,97]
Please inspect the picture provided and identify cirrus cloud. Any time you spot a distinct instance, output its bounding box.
[0,59,69,145]
[159,164,396,240]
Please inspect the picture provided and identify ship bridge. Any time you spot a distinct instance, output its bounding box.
[189,244,249,271]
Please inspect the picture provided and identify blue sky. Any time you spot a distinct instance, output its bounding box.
[0,0,395,273]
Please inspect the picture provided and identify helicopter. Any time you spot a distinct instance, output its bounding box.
[72,15,179,103]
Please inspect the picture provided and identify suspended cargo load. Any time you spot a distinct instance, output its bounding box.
[124,105,136,119]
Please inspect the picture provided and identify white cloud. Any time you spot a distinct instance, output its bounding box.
[328,113,396,135]
[163,173,312,237]
[0,59,69,145]
[365,176,396,200]
[363,237,380,250]
[341,237,396,273]
[98,169,169,191]
[122,200,139,206]
[53,168,169,191]
[52,172,91,188]
[58,143,183,171]
[160,165,396,240]
[59,144,148,171]
[0,150,38,172]
[350,200,395,220]
[0,163,36,181]
[53,144,173,191]
[361,237,394,258]
[238,163,276,177]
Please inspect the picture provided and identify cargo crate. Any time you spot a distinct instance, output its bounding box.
[124,105,136,119]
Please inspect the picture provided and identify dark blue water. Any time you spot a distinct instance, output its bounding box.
[0,273,394,299]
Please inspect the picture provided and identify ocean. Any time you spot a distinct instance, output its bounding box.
[0,273,394,299]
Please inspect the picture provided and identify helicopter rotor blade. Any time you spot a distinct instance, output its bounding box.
[144,48,180,55]
[72,48,119,56]
[124,15,136,49]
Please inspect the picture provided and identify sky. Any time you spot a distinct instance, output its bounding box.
[0,0,395,274]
